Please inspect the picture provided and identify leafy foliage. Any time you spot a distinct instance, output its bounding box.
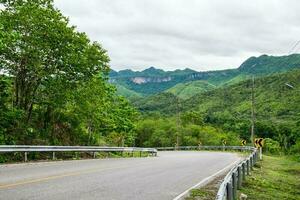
[135,116,240,147]
[115,84,142,100]
[0,0,137,147]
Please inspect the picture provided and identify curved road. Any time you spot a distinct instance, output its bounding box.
[0,151,239,200]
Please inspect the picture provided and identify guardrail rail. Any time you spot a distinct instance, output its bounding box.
[215,146,258,200]
[0,145,158,162]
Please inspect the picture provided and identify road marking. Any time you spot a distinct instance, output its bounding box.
[172,159,241,200]
[0,164,134,189]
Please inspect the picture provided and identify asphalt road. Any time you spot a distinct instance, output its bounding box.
[0,151,240,200]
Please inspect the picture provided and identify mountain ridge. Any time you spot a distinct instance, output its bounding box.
[110,54,300,97]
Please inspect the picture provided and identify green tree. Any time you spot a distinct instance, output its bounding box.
[0,0,109,124]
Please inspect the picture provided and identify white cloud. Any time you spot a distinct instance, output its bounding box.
[54,0,300,71]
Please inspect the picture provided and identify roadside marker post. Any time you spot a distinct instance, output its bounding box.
[254,138,264,160]
[241,140,246,146]
[198,142,202,150]
[24,152,28,162]
[222,140,226,151]
[259,147,262,160]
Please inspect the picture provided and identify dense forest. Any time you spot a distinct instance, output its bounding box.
[1,0,299,161]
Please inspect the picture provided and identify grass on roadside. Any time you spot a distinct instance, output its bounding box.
[184,174,223,200]
[185,188,216,200]
[185,155,300,200]
[239,155,300,200]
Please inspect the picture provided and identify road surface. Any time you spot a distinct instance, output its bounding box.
[0,151,240,200]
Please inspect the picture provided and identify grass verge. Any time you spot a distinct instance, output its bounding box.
[184,177,221,200]
[239,155,300,200]
[185,155,300,200]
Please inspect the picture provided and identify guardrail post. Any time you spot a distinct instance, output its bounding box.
[52,152,56,160]
[246,159,250,175]
[227,181,233,200]
[139,151,142,157]
[93,152,96,159]
[237,166,242,189]
[242,162,246,180]
[232,172,237,199]
[24,152,28,162]
[250,157,253,170]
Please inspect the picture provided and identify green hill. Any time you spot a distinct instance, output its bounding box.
[166,80,216,99]
[238,54,300,74]
[132,92,178,113]
[115,84,142,100]
[134,69,300,144]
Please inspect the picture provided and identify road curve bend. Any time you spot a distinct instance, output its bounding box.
[0,151,240,200]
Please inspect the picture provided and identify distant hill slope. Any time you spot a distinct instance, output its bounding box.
[132,92,178,113]
[110,54,300,97]
[166,80,216,99]
[137,69,300,122]
[238,54,300,74]
[133,69,300,139]
[114,84,142,100]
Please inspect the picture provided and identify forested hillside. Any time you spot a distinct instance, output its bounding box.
[134,69,300,152]
[166,80,216,99]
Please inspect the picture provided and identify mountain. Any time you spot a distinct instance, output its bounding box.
[110,54,300,97]
[110,67,201,95]
[238,54,300,74]
[134,69,300,140]
[136,69,300,115]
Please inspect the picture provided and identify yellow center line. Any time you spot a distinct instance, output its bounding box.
[0,164,138,189]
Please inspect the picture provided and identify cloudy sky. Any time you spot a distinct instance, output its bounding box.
[54,0,300,71]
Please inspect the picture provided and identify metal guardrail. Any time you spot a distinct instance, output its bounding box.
[156,146,252,151]
[215,146,258,200]
[0,145,158,162]
[156,145,258,200]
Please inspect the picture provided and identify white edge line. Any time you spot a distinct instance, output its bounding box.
[172,159,241,200]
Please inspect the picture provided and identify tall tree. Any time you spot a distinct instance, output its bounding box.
[0,0,110,123]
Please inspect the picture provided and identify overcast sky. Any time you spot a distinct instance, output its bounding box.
[54,0,300,71]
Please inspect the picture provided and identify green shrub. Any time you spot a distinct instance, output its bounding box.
[264,138,281,154]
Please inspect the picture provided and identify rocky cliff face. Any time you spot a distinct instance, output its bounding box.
[130,76,172,84]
